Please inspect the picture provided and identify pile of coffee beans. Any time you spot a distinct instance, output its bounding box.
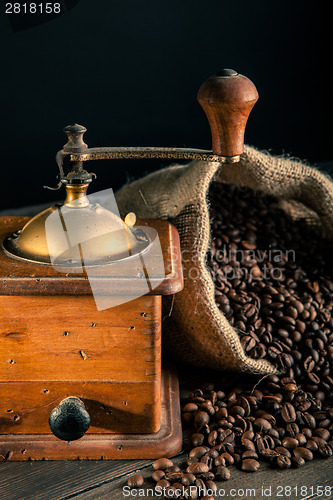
[207,181,333,388]
[127,457,217,499]
[176,181,332,495]
[126,182,332,500]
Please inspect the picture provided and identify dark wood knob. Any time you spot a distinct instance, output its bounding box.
[197,69,258,157]
[49,397,90,441]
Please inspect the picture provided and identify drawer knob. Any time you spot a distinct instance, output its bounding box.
[49,397,90,441]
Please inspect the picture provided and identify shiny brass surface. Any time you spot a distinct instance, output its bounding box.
[3,185,150,266]
[64,183,90,207]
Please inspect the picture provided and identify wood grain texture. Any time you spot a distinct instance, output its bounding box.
[197,71,258,157]
[0,217,183,296]
[0,366,182,461]
[0,295,161,382]
[0,381,160,434]
[0,294,161,437]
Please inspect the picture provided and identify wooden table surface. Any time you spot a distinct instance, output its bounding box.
[0,365,332,500]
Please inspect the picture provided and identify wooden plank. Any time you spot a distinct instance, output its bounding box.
[0,460,155,500]
[0,380,160,434]
[0,365,182,460]
[0,295,161,382]
[0,218,183,296]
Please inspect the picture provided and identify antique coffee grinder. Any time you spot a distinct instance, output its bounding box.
[0,69,258,460]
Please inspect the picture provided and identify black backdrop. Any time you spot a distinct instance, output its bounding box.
[0,0,331,211]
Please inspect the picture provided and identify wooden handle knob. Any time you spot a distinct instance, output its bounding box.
[197,69,258,157]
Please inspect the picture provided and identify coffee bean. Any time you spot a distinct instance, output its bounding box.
[282,437,299,450]
[313,428,330,441]
[127,474,144,487]
[194,411,210,427]
[189,446,209,459]
[291,456,305,467]
[254,418,271,432]
[186,463,209,474]
[153,458,174,470]
[152,470,165,482]
[184,403,199,413]
[191,433,205,447]
[275,446,291,458]
[156,479,171,488]
[277,455,291,469]
[181,473,196,486]
[293,447,313,461]
[214,465,230,481]
[241,458,260,472]
[317,443,333,458]
[165,471,183,482]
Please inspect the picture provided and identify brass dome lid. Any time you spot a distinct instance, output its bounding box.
[3,184,150,267]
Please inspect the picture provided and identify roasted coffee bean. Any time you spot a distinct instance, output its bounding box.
[127,474,144,487]
[254,418,271,432]
[214,465,230,481]
[293,447,313,461]
[194,411,210,427]
[282,437,299,449]
[281,403,296,423]
[275,446,291,458]
[317,443,333,458]
[186,463,209,474]
[208,430,218,447]
[242,450,258,460]
[220,452,234,465]
[181,473,196,486]
[165,471,183,482]
[195,478,207,496]
[191,433,205,447]
[277,455,291,469]
[200,454,213,469]
[205,480,217,492]
[291,456,305,467]
[156,479,171,488]
[184,403,199,413]
[213,455,226,467]
[152,470,165,482]
[313,428,330,441]
[260,449,280,462]
[189,446,209,459]
[241,458,260,472]
[186,457,199,465]
[153,458,174,470]
[286,423,299,437]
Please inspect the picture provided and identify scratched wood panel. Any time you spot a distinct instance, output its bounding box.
[0,295,161,382]
[0,380,160,434]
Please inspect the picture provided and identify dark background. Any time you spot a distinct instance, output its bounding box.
[0,0,331,211]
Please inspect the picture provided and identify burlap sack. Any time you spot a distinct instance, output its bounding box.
[116,145,333,374]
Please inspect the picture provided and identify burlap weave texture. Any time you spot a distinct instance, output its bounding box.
[116,145,333,374]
